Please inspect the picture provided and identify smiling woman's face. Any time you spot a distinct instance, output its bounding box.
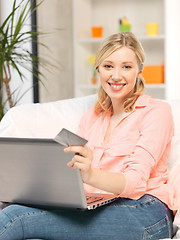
[98,46,140,105]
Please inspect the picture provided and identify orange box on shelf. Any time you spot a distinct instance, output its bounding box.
[91,26,103,38]
[142,65,164,84]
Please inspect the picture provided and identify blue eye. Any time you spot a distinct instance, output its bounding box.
[123,65,131,69]
[104,65,112,69]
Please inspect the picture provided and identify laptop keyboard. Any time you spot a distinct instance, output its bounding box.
[86,196,104,204]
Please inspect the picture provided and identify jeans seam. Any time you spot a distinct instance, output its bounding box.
[142,215,171,240]
[119,197,156,208]
[0,209,47,239]
[19,216,25,239]
[166,214,172,238]
[0,212,13,237]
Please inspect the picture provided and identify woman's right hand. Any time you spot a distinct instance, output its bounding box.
[64,145,93,184]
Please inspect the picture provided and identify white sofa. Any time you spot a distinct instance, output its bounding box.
[0,94,180,239]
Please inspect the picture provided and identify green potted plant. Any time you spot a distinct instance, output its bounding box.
[0,0,43,120]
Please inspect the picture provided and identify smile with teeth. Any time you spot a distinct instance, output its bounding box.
[108,82,126,90]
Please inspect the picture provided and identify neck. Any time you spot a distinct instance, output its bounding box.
[111,99,125,117]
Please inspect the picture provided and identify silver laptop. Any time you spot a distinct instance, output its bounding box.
[0,130,118,210]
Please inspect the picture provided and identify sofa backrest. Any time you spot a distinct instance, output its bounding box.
[167,100,180,170]
[0,94,97,138]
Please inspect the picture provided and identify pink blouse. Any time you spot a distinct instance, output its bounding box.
[77,94,176,210]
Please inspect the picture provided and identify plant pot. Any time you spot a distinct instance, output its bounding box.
[119,25,131,32]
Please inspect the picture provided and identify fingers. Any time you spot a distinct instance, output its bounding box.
[67,154,86,169]
[64,145,92,171]
[64,145,91,159]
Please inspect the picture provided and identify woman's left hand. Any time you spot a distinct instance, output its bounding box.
[64,145,93,183]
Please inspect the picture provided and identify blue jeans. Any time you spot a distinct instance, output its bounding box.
[0,195,173,240]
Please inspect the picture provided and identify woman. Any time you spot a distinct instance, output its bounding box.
[0,32,175,239]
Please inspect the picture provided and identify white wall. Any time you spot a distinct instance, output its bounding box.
[0,0,33,110]
[165,0,180,100]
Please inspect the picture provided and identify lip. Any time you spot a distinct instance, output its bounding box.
[108,82,126,91]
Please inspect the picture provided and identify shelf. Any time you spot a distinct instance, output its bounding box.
[78,35,165,44]
[139,35,165,41]
[145,84,165,88]
[74,0,166,99]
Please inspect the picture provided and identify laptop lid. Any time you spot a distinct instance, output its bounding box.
[0,137,89,209]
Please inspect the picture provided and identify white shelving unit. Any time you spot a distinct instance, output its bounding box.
[73,0,166,99]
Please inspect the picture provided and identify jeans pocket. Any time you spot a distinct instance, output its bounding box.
[143,216,171,240]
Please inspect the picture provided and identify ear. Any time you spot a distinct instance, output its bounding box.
[140,63,144,72]
[137,63,144,76]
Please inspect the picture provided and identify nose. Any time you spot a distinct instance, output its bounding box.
[112,67,122,81]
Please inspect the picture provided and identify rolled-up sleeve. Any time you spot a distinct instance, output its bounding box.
[120,102,174,198]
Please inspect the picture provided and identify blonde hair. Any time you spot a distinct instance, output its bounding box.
[94,32,145,114]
